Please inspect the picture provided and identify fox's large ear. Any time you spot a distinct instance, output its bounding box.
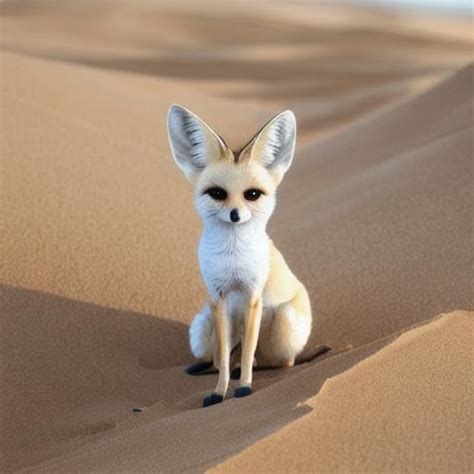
[246,110,296,184]
[167,104,227,181]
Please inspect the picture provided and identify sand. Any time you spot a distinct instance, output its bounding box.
[0,1,473,472]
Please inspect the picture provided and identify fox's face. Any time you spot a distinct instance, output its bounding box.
[168,105,296,227]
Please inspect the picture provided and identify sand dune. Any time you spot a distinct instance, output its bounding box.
[213,311,473,474]
[0,1,473,472]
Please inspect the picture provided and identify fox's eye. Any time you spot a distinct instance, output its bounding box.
[204,187,227,201]
[244,189,264,201]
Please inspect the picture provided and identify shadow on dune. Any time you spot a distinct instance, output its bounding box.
[0,283,406,473]
[0,284,189,471]
[3,275,460,474]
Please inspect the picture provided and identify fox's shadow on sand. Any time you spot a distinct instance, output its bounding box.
[1,283,404,472]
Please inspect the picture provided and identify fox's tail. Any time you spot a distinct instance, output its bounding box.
[295,344,331,364]
[188,305,213,361]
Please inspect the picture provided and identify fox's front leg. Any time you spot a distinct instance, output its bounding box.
[202,297,231,407]
[235,294,263,398]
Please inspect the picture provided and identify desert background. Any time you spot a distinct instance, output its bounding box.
[0,1,473,472]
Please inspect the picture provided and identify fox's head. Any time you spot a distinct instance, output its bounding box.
[167,105,296,227]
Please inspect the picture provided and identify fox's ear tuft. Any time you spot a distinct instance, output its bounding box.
[248,110,296,183]
[167,104,227,181]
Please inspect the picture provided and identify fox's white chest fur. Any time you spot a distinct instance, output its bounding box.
[199,222,270,300]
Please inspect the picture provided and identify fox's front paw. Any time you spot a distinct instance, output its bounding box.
[202,393,224,407]
[234,386,253,398]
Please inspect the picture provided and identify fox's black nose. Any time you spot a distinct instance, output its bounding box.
[230,208,240,223]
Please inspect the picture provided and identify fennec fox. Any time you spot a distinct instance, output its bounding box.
[168,105,312,407]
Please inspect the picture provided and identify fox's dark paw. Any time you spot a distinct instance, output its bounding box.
[184,361,213,375]
[234,386,253,398]
[230,367,241,380]
[202,393,224,407]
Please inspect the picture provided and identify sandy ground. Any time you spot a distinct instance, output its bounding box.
[0,1,473,472]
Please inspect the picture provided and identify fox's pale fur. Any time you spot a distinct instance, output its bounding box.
[168,105,312,406]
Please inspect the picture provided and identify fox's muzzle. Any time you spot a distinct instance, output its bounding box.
[217,207,251,224]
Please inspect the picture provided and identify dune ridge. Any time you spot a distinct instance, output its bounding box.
[212,311,473,474]
[1,2,473,472]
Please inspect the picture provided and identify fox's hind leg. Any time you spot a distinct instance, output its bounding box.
[256,285,312,368]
